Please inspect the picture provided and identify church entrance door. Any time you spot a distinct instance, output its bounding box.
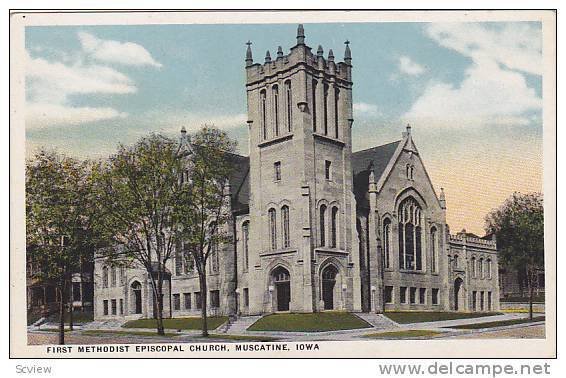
[321,265,338,310]
[454,278,464,311]
[272,267,291,312]
[131,281,142,314]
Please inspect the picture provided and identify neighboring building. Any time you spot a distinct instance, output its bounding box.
[499,266,545,300]
[94,25,500,320]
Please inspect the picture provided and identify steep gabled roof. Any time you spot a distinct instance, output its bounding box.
[226,153,250,213]
[352,140,401,206]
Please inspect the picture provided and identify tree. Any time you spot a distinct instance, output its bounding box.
[174,126,236,337]
[92,134,189,335]
[26,150,94,344]
[485,192,544,320]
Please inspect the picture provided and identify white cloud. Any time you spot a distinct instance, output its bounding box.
[78,32,162,68]
[353,102,380,117]
[25,50,135,129]
[426,23,542,76]
[398,55,425,76]
[403,23,542,129]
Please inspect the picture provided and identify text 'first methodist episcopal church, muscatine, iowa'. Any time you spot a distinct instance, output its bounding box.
[94,25,500,321]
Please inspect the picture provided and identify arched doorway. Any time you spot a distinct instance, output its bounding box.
[321,265,338,310]
[131,281,142,314]
[454,278,464,311]
[272,267,290,311]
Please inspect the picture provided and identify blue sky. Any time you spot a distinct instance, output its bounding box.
[24,22,544,233]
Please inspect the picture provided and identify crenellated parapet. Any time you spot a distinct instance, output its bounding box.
[449,232,497,249]
[245,24,352,87]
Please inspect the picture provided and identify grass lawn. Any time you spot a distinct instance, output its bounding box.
[48,311,94,324]
[82,330,180,337]
[447,316,545,330]
[384,311,502,324]
[247,312,371,332]
[123,316,228,330]
[363,330,442,339]
[501,296,545,303]
[207,334,279,342]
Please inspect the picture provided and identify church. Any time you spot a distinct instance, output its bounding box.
[94,25,500,321]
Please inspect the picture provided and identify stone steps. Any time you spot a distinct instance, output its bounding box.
[223,315,263,334]
[354,312,399,329]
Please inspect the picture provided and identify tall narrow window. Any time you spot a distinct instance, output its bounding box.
[242,221,249,270]
[209,222,219,273]
[431,227,438,273]
[325,160,331,180]
[285,80,292,132]
[323,83,329,135]
[281,206,290,248]
[269,208,277,250]
[486,259,492,279]
[398,197,423,271]
[260,90,267,139]
[102,266,108,288]
[273,85,279,136]
[330,206,338,248]
[110,267,116,287]
[383,219,391,269]
[471,257,476,278]
[334,87,340,138]
[319,204,327,247]
[479,258,484,278]
[274,161,281,181]
[312,79,317,131]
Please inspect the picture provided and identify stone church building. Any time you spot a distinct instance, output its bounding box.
[94,25,499,321]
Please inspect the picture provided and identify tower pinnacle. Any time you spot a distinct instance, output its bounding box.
[265,50,272,63]
[245,40,253,67]
[344,40,352,64]
[297,24,305,45]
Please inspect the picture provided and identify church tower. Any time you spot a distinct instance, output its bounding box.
[244,25,361,314]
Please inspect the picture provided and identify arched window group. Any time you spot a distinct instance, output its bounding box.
[472,256,492,279]
[398,197,422,270]
[383,218,391,269]
[268,205,291,251]
[406,164,415,180]
[319,204,339,248]
[260,81,293,140]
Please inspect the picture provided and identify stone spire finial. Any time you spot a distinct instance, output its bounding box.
[297,24,305,45]
[406,123,412,135]
[277,46,283,58]
[180,126,187,135]
[328,49,335,62]
[317,45,324,57]
[265,50,271,63]
[245,41,253,67]
[344,40,352,63]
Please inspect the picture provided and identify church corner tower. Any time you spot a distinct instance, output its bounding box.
[244,24,360,315]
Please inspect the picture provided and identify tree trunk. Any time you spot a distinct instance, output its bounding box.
[528,268,534,321]
[58,284,65,345]
[68,280,74,331]
[155,273,165,336]
[199,271,209,337]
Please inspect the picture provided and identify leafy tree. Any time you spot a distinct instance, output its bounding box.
[92,134,187,335]
[26,150,95,344]
[485,192,544,319]
[174,126,236,337]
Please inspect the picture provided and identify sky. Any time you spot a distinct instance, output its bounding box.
[24,22,544,235]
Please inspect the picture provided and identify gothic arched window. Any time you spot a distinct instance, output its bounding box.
[383,218,391,269]
[486,259,492,279]
[471,256,476,278]
[242,221,250,270]
[102,266,108,288]
[319,204,327,247]
[260,89,267,140]
[285,80,292,132]
[281,206,290,248]
[110,267,117,287]
[330,206,338,248]
[479,257,484,279]
[398,197,423,270]
[431,226,438,273]
[273,85,280,137]
[269,208,277,250]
